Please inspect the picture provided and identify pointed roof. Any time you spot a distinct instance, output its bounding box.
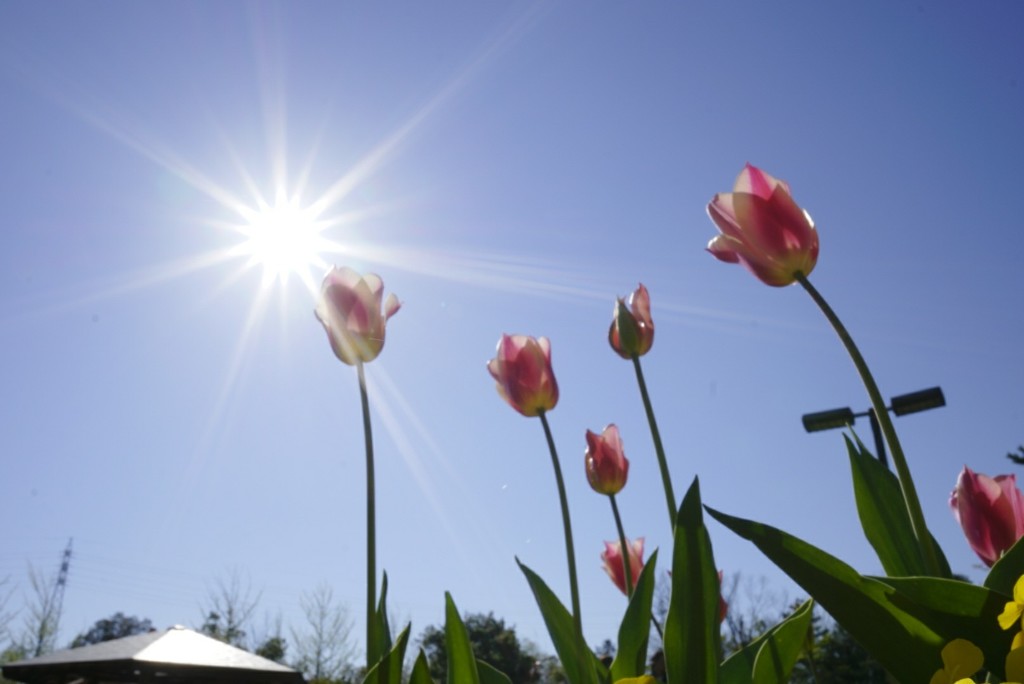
[2,626,305,684]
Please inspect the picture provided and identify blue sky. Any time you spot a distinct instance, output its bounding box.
[1,0,1022,660]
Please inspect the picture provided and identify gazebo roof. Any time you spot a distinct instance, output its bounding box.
[2,626,305,684]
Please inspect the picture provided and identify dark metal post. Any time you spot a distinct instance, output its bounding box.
[867,408,888,469]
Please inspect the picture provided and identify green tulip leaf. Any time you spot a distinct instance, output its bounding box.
[707,505,944,683]
[408,650,433,684]
[878,576,1015,679]
[478,660,514,684]
[985,535,1024,595]
[361,623,410,684]
[610,549,658,682]
[613,298,640,354]
[720,599,814,684]
[370,571,393,665]
[846,435,951,578]
[751,599,814,684]
[444,592,481,684]
[517,558,601,684]
[663,477,720,684]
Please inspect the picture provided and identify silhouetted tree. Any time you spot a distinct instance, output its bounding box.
[290,584,355,682]
[198,569,260,648]
[791,616,888,683]
[71,613,153,647]
[419,612,538,682]
[255,635,288,663]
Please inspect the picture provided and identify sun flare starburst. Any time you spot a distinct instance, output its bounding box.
[232,193,331,291]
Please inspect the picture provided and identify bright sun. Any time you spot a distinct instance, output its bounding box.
[234,194,328,290]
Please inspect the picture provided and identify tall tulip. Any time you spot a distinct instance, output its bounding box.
[488,334,586,676]
[315,266,400,366]
[706,163,819,287]
[602,538,644,596]
[609,282,675,532]
[707,164,944,577]
[609,283,654,359]
[487,334,559,417]
[950,467,1024,567]
[314,266,399,670]
[585,425,629,495]
[586,424,636,597]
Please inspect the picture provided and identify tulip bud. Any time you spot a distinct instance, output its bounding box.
[950,466,1024,567]
[585,425,629,495]
[706,164,819,287]
[601,538,644,595]
[315,267,400,365]
[487,334,559,417]
[609,283,654,359]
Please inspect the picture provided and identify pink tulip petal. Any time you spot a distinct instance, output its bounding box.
[362,272,383,298]
[707,235,742,263]
[631,284,651,323]
[733,163,789,197]
[384,293,401,321]
[707,194,744,240]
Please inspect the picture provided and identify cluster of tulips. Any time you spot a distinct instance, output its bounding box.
[312,164,1024,683]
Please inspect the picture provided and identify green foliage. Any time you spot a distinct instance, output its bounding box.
[254,635,287,663]
[361,623,410,684]
[408,650,433,684]
[70,612,153,648]
[443,593,481,684]
[610,550,658,682]
[846,435,950,578]
[719,600,813,684]
[419,602,538,683]
[663,478,720,684]
[370,573,393,667]
[707,506,1017,683]
[985,535,1024,596]
[790,619,888,684]
[517,560,602,684]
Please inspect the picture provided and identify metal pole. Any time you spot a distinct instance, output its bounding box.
[867,408,888,469]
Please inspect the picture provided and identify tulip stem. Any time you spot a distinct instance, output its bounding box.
[795,272,944,577]
[608,494,633,599]
[632,355,677,532]
[539,410,588,680]
[356,360,378,669]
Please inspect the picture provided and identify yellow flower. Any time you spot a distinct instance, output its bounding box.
[613,678,656,684]
[1007,644,1024,682]
[999,575,1024,632]
[930,639,984,684]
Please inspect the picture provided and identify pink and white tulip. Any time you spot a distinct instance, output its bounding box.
[707,163,819,287]
[601,537,644,595]
[609,283,654,359]
[950,466,1024,567]
[585,425,629,496]
[315,267,400,365]
[487,334,559,417]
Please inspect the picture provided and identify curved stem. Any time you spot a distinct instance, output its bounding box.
[632,355,677,532]
[539,411,587,678]
[357,361,378,668]
[795,272,942,576]
[608,494,633,599]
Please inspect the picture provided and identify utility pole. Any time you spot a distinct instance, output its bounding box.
[51,538,72,633]
[29,538,72,657]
